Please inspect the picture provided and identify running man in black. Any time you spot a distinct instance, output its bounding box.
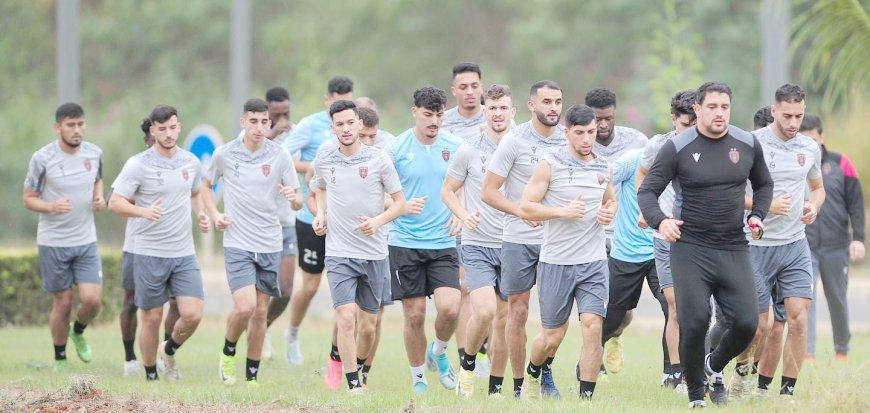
[638,82,773,407]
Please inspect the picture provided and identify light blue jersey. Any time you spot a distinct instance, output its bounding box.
[385,128,463,249]
[283,110,333,224]
[610,148,654,263]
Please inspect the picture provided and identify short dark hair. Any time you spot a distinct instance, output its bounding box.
[243,98,268,114]
[800,113,823,134]
[140,118,152,141]
[671,89,697,119]
[585,88,616,109]
[357,107,379,128]
[774,83,806,104]
[149,104,178,124]
[753,106,774,130]
[484,84,511,102]
[328,100,358,118]
[265,86,290,103]
[55,102,84,122]
[565,104,596,127]
[452,62,481,80]
[328,76,354,95]
[530,80,561,97]
[413,86,448,112]
[696,81,732,105]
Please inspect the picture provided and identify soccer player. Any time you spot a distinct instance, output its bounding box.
[638,81,774,407]
[384,86,463,394]
[108,105,209,382]
[803,113,865,361]
[482,80,567,398]
[635,89,698,392]
[117,118,182,376]
[584,87,648,375]
[283,77,353,380]
[519,104,616,400]
[23,102,104,370]
[203,98,302,386]
[358,106,395,150]
[442,84,516,397]
[310,100,406,395]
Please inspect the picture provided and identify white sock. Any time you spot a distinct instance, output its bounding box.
[287,326,299,340]
[411,365,427,385]
[433,338,449,356]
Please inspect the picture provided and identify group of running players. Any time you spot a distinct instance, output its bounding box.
[24,61,863,408]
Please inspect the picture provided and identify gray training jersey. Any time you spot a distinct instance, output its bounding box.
[447,132,505,248]
[206,138,300,253]
[748,125,822,246]
[488,121,568,244]
[539,148,610,265]
[442,106,486,142]
[641,131,678,241]
[239,130,296,227]
[312,145,402,260]
[112,147,203,258]
[594,125,647,238]
[24,140,103,247]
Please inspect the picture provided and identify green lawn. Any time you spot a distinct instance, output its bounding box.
[1,315,867,412]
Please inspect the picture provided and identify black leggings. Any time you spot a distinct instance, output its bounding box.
[671,242,759,401]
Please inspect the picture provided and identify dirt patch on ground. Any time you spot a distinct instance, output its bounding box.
[0,376,298,413]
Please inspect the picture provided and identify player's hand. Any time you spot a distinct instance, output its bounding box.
[660,218,683,243]
[850,240,865,263]
[800,201,818,225]
[141,199,164,222]
[462,211,481,231]
[748,216,764,240]
[51,198,72,214]
[446,215,463,236]
[522,219,542,228]
[597,200,617,225]
[92,194,106,211]
[312,214,327,236]
[278,184,298,204]
[769,194,792,216]
[637,213,648,229]
[198,212,210,234]
[404,196,427,215]
[354,215,382,236]
[562,195,586,219]
[215,213,231,231]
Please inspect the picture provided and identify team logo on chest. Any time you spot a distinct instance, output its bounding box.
[597,173,606,185]
[182,169,189,181]
[729,148,740,164]
[358,166,368,179]
[83,159,92,171]
[797,153,806,167]
[442,148,451,162]
[262,164,271,176]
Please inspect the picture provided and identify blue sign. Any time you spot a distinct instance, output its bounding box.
[184,125,223,198]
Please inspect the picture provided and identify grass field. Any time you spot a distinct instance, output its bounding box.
[1,314,868,412]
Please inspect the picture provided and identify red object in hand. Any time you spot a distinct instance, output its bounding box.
[748,222,759,229]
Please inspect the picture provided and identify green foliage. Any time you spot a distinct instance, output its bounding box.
[0,249,123,326]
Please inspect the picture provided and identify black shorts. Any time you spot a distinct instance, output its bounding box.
[606,256,659,311]
[295,220,325,274]
[389,246,459,300]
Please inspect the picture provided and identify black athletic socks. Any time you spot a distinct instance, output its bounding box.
[330,344,341,362]
[526,362,542,379]
[123,340,136,361]
[145,365,158,381]
[164,337,180,356]
[758,374,773,390]
[223,339,237,357]
[361,365,372,385]
[355,358,365,373]
[513,378,524,396]
[579,380,596,399]
[780,376,797,395]
[542,356,554,372]
[164,332,172,342]
[735,361,750,376]
[72,320,87,335]
[245,358,260,381]
[488,375,504,395]
[54,344,67,360]
[752,360,759,375]
[346,371,362,389]
[460,351,476,371]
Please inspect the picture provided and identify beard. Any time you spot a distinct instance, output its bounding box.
[61,135,81,148]
[535,110,560,127]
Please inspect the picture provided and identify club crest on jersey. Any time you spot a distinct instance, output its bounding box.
[797,153,806,167]
[597,173,606,185]
[729,148,740,164]
[442,148,450,162]
[261,164,271,176]
[182,169,189,181]
[83,159,92,171]
[358,166,368,179]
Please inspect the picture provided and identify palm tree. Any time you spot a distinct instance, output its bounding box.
[791,0,869,109]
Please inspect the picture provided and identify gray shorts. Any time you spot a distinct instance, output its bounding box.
[653,238,673,292]
[38,242,103,293]
[282,225,298,257]
[133,254,203,309]
[325,257,387,314]
[224,247,282,297]
[750,238,814,314]
[379,266,393,307]
[461,245,506,301]
[501,242,540,295]
[121,251,136,290]
[538,260,609,328]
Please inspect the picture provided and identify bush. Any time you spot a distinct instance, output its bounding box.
[0,249,123,326]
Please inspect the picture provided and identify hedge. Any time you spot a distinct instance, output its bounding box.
[0,249,124,326]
